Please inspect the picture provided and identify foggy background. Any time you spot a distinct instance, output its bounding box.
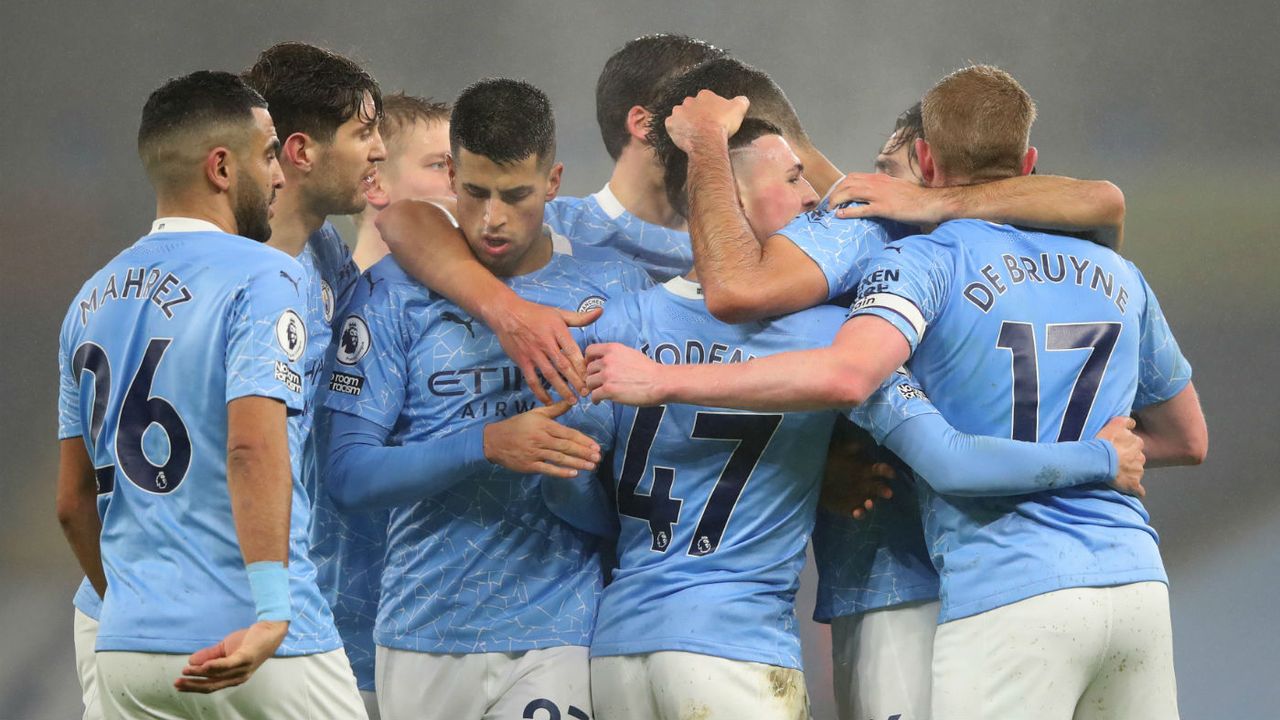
[2,1,1277,717]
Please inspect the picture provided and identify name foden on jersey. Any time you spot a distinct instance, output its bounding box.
[78,266,194,325]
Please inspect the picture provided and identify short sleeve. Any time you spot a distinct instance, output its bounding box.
[57,313,84,440]
[323,286,409,430]
[1132,268,1192,409]
[775,202,908,300]
[847,370,941,444]
[224,260,310,413]
[847,237,954,354]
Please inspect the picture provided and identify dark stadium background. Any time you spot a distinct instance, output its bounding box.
[1,1,1276,717]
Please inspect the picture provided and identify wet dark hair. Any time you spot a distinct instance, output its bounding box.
[450,78,556,167]
[882,101,923,161]
[657,116,783,220]
[137,70,266,185]
[595,33,728,160]
[242,41,382,143]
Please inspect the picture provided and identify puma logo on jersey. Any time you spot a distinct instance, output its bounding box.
[279,270,301,293]
[441,311,476,338]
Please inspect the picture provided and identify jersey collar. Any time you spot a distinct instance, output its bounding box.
[662,276,704,300]
[150,217,224,234]
[591,184,627,220]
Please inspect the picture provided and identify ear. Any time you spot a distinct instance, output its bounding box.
[280,132,316,173]
[625,105,653,146]
[365,167,391,209]
[205,147,233,193]
[1021,146,1038,176]
[915,138,937,186]
[545,162,564,201]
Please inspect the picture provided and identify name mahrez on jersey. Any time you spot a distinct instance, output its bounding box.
[78,266,194,324]
[952,252,1130,314]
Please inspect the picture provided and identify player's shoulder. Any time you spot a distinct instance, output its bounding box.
[549,253,652,296]
[349,255,422,307]
[306,221,356,271]
[763,303,848,342]
[778,201,901,240]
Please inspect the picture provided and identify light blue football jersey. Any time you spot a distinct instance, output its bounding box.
[850,219,1192,622]
[775,196,914,302]
[56,219,341,655]
[323,251,651,654]
[580,278,848,670]
[545,185,691,282]
[294,222,383,690]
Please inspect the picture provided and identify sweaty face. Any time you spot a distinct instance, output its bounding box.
[452,148,560,277]
[311,92,388,215]
[874,129,923,183]
[378,119,453,204]
[234,107,284,243]
[731,134,819,240]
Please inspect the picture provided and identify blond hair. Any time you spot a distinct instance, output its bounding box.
[921,65,1036,181]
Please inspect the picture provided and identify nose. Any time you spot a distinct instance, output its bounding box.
[800,181,819,211]
[369,127,388,163]
[483,198,505,229]
[270,157,286,190]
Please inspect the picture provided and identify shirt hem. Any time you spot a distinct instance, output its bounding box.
[589,637,800,671]
[938,568,1168,623]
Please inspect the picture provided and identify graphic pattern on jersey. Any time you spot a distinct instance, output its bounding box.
[545,187,692,282]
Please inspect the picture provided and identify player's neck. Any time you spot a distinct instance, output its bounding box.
[153,196,236,235]
[352,207,389,271]
[609,146,686,230]
[266,189,325,258]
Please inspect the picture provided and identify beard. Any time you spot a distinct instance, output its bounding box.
[233,170,273,243]
[310,158,367,216]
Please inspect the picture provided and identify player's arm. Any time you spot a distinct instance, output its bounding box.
[588,314,908,411]
[885,414,1146,497]
[55,438,106,597]
[1132,382,1207,467]
[326,403,601,511]
[668,92,830,323]
[831,172,1126,250]
[176,395,292,694]
[375,199,599,404]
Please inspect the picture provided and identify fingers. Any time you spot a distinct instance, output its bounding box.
[532,400,576,419]
[175,675,249,693]
[518,358,553,406]
[834,204,875,219]
[185,642,227,668]
[559,307,603,328]
[529,462,581,479]
[534,353,577,405]
[552,325,589,395]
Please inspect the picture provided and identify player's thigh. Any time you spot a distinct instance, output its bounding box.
[932,589,1105,720]
[489,645,591,720]
[644,650,809,720]
[831,600,938,720]
[376,646,486,720]
[97,652,189,720]
[1074,582,1179,720]
[73,609,104,720]
[591,655,660,720]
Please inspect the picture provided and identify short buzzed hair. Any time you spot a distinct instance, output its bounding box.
[450,78,556,168]
[137,70,266,191]
[379,92,450,157]
[921,65,1036,181]
[595,33,728,160]
[243,41,382,143]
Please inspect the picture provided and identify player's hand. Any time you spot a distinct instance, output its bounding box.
[495,298,602,405]
[483,401,602,478]
[820,436,896,519]
[585,343,667,407]
[175,620,288,694]
[830,172,941,225]
[666,90,750,154]
[1098,416,1146,497]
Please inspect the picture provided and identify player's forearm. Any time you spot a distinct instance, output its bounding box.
[942,175,1126,250]
[226,398,291,566]
[55,440,106,597]
[883,413,1116,497]
[655,345,877,411]
[684,133,777,321]
[1133,382,1208,467]
[378,199,523,324]
[326,412,489,510]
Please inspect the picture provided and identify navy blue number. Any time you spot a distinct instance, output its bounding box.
[1047,323,1122,441]
[615,406,781,556]
[523,698,589,720]
[996,321,1039,441]
[115,338,192,493]
[71,342,116,494]
[997,321,1122,442]
[686,412,782,556]
[616,406,683,551]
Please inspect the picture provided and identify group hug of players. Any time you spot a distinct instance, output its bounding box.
[55,33,1208,720]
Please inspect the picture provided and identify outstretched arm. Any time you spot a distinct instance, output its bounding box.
[376,200,599,404]
[668,91,831,323]
[587,315,908,411]
[832,172,1125,250]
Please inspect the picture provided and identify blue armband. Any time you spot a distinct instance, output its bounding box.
[246,561,292,622]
